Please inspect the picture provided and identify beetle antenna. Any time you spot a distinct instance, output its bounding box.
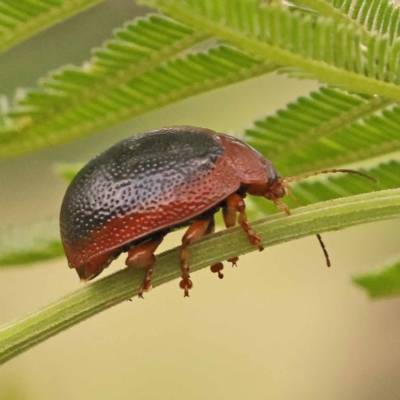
[284,168,377,183]
[316,233,330,267]
[273,197,331,267]
[272,168,376,268]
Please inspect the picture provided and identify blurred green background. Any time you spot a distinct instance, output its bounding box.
[1,1,400,399]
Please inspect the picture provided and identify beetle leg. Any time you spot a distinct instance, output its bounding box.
[221,200,239,268]
[180,217,214,297]
[223,193,264,251]
[125,236,165,298]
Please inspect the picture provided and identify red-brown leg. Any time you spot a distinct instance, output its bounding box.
[125,236,164,298]
[180,217,214,297]
[223,193,263,251]
[221,199,239,268]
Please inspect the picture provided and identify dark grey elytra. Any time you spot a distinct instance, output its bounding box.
[61,128,224,243]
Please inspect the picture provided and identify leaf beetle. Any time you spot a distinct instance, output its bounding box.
[60,126,375,297]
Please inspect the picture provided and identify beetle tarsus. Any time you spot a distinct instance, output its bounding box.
[180,217,214,296]
[211,262,224,279]
[179,276,193,296]
[180,265,192,296]
[227,257,238,267]
[138,276,152,298]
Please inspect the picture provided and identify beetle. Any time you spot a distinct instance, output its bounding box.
[60,125,375,297]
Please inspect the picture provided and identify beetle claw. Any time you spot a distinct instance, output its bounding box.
[211,262,224,279]
[179,277,193,297]
[227,257,239,267]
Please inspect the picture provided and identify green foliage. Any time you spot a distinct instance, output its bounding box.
[291,0,400,42]
[353,260,400,298]
[0,15,277,159]
[0,240,64,267]
[0,218,59,267]
[140,0,400,98]
[324,0,400,40]
[0,0,106,53]
[3,0,400,363]
[244,88,398,175]
[54,163,84,182]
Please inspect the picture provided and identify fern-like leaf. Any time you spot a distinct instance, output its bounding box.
[0,0,107,53]
[292,0,400,44]
[245,87,400,175]
[141,0,400,100]
[0,15,277,160]
[10,16,207,123]
[334,0,400,43]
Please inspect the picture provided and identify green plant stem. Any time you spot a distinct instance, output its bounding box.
[0,0,107,53]
[1,189,400,364]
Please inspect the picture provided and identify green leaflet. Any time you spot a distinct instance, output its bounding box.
[244,87,399,175]
[140,0,400,100]
[291,0,400,43]
[353,260,400,298]
[0,0,106,53]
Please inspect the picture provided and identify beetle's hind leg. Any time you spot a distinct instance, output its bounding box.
[125,235,165,298]
[180,216,215,297]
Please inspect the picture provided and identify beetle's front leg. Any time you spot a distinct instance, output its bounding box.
[223,193,263,251]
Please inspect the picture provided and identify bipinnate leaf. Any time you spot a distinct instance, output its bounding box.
[140,0,400,100]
